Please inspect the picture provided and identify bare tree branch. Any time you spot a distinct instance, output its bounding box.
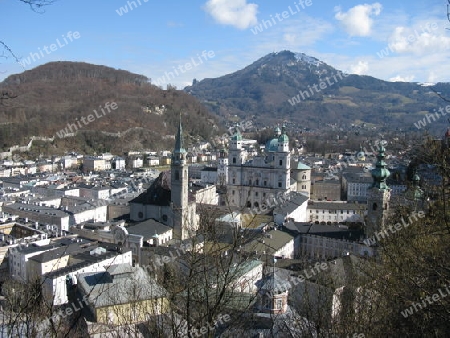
[18,0,57,12]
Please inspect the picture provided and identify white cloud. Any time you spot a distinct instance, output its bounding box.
[204,0,258,29]
[349,60,369,75]
[335,3,382,37]
[389,74,415,82]
[281,17,334,47]
[388,22,450,55]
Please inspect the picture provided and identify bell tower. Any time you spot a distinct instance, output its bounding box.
[366,141,391,239]
[171,117,189,239]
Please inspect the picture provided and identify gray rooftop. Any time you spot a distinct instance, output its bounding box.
[126,219,172,240]
[274,192,309,215]
[78,265,167,307]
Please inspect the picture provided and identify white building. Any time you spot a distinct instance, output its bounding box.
[42,247,133,305]
[307,201,366,224]
[227,126,292,208]
[273,192,309,225]
[217,152,228,185]
[83,157,107,173]
[2,203,70,233]
[112,156,126,170]
[301,235,374,259]
[131,157,144,169]
[200,167,217,184]
[148,157,160,166]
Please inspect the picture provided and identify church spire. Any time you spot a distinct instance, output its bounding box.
[371,142,390,190]
[174,116,186,154]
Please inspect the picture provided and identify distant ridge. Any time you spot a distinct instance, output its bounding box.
[185,50,450,132]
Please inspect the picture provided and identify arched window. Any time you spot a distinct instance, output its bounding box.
[246,201,251,208]
[302,174,307,180]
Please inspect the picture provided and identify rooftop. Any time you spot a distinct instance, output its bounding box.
[78,265,167,307]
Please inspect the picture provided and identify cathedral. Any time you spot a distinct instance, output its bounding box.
[226,125,295,208]
[129,119,198,240]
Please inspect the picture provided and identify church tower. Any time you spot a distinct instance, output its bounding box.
[276,124,290,190]
[366,142,391,239]
[171,118,189,240]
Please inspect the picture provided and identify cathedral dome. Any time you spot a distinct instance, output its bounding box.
[278,133,289,143]
[265,138,278,152]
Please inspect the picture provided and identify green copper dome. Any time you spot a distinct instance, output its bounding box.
[278,133,289,143]
[265,138,278,152]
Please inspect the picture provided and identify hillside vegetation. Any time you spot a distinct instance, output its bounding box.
[0,61,218,154]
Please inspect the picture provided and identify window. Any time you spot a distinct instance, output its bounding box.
[254,202,259,208]
[263,193,266,197]
[373,203,378,211]
[278,182,282,188]
[255,191,258,196]
[302,174,307,179]
[233,157,236,164]
[256,179,259,186]
[138,212,143,219]
[275,299,283,310]
[249,179,252,185]
[264,180,267,186]
[162,214,168,222]
[232,190,235,195]
[279,160,283,166]
[175,170,179,181]
[302,185,306,189]
[232,178,235,184]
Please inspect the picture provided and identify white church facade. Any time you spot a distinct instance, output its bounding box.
[226,125,295,208]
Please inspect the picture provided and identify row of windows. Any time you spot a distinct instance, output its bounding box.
[232,190,267,198]
[310,209,357,214]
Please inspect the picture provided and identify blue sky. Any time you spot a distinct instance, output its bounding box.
[1,0,449,88]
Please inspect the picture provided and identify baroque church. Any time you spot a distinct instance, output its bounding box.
[129,120,198,240]
[226,125,294,208]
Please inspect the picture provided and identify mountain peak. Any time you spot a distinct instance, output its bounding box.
[184,50,450,133]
